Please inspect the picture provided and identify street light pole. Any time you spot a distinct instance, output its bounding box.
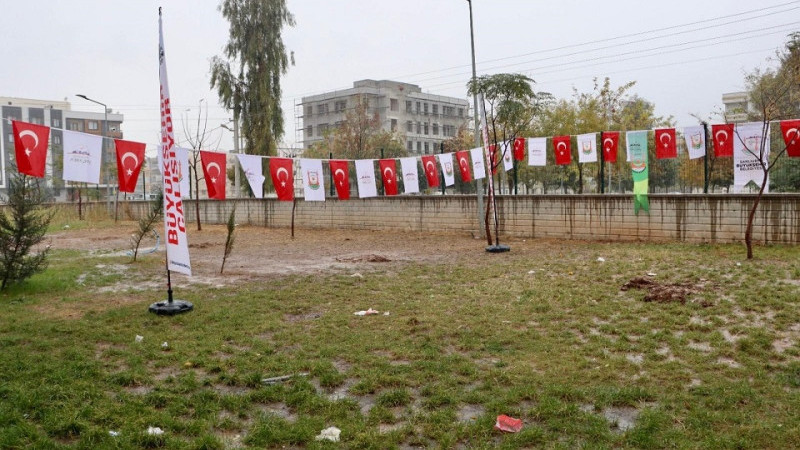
[76,94,111,210]
[467,0,486,241]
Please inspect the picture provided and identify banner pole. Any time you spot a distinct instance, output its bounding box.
[599,132,605,194]
[702,122,709,194]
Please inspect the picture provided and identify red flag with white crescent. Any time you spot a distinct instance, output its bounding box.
[655,128,677,159]
[711,123,735,157]
[421,155,439,188]
[329,160,350,200]
[455,150,472,182]
[12,120,49,178]
[553,135,571,165]
[513,137,525,161]
[601,131,619,163]
[200,150,227,200]
[780,119,800,157]
[269,158,294,201]
[115,139,145,193]
[488,144,499,175]
[379,159,398,196]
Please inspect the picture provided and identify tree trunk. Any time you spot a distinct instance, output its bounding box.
[484,195,492,245]
[291,198,297,239]
[745,179,768,259]
[194,167,202,231]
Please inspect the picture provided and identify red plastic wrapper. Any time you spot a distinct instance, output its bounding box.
[494,414,523,433]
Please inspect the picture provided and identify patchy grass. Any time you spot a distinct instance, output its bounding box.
[0,226,799,448]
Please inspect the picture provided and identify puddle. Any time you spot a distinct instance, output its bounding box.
[602,406,640,433]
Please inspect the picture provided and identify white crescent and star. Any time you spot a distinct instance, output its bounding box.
[459,157,468,168]
[556,141,567,155]
[425,160,436,174]
[334,168,346,187]
[383,167,394,184]
[206,162,221,183]
[715,130,728,144]
[276,167,289,187]
[786,128,799,142]
[18,130,39,157]
[603,138,614,149]
[659,132,672,147]
[121,152,139,176]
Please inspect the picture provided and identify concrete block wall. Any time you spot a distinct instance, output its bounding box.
[109,194,800,244]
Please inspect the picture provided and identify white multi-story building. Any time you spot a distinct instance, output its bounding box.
[721,91,749,123]
[0,96,124,199]
[300,80,470,155]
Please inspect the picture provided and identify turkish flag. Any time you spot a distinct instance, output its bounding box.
[712,123,735,157]
[12,120,49,178]
[379,159,398,196]
[421,155,439,188]
[115,139,145,193]
[513,137,526,161]
[601,131,619,163]
[780,119,800,157]
[455,150,472,182]
[329,160,350,200]
[269,157,294,201]
[553,135,571,165]
[200,150,227,200]
[655,128,677,159]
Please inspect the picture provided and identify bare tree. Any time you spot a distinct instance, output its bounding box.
[181,101,222,231]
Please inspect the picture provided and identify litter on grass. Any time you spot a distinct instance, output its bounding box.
[315,426,341,442]
[146,427,164,436]
[135,335,144,343]
[354,308,380,316]
[262,373,309,385]
[108,431,119,437]
[597,257,606,262]
[494,415,523,433]
[161,342,169,349]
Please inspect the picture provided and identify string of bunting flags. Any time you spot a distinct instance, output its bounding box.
[4,117,800,203]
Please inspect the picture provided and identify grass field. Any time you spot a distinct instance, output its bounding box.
[0,219,799,449]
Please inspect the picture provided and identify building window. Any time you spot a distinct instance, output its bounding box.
[432,104,438,115]
[318,123,329,136]
[416,141,422,153]
[306,125,313,137]
[423,123,429,135]
[406,100,412,112]
[391,119,397,132]
[68,121,83,131]
[52,118,61,127]
[416,122,421,134]
[305,106,312,116]
[424,142,429,154]
[390,98,399,112]
[88,121,99,131]
[416,101,421,113]
[432,123,439,135]
[317,103,329,115]
[423,103,429,115]
[7,133,13,143]
[406,121,413,132]
[30,117,43,125]
[443,106,455,116]
[443,125,456,137]
[458,108,465,117]
[53,135,61,145]
[407,141,413,151]
[334,100,346,113]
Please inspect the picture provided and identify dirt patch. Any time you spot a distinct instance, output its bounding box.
[621,277,707,305]
[456,404,485,423]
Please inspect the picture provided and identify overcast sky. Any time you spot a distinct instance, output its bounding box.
[2,0,797,155]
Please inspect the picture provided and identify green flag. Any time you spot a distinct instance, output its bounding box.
[626,130,649,214]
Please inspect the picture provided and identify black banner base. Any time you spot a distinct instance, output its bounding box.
[486,244,510,253]
[148,300,194,316]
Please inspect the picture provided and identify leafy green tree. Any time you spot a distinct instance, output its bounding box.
[0,172,53,290]
[210,0,295,157]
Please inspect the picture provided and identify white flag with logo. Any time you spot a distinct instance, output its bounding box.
[527,137,547,166]
[62,130,103,183]
[683,126,706,159]
[438,153,455,186]
[500,140,514,172]
[469,147,486,180]
[577,133,598,163]
[733,122,770,193]
[355,159,377,198]
[300,158,325,201]
[237,153,264,198]
[158,10,191,276]
[400,157,419,194]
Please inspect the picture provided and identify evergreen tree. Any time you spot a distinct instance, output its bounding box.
[0,172,53,290]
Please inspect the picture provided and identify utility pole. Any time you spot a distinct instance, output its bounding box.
[467,0,486,239]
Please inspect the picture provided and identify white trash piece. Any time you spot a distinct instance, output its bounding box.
[315,426,341,442]
[146,426,164,436]
[161,342,169,349]
[354,308,380,316]
[597,257,605,262]
[109,430,120,437]
[135,335,144,343]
